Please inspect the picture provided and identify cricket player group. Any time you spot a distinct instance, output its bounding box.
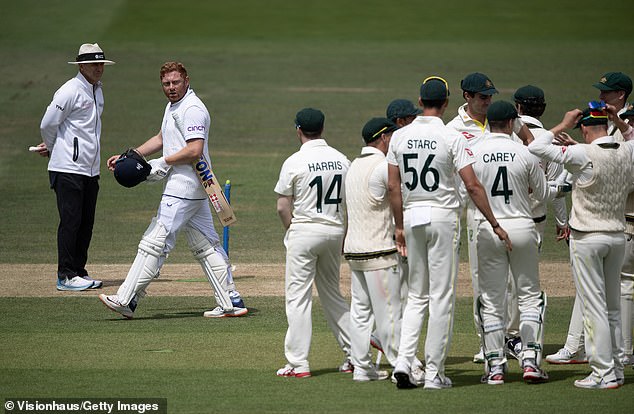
[36,43,634,391]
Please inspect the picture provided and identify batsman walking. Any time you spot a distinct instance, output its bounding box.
[99,62,246,319]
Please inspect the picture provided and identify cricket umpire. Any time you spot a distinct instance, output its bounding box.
[36,43,114,291]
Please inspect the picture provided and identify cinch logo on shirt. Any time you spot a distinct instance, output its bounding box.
[187,125,206,132]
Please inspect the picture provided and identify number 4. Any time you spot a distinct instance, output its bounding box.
[491,166,513,204]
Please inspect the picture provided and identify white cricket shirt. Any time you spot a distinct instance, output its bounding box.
[387,116,474,210]
[472,132,548,220]
[274,139,350,227]
[161,88,210,200]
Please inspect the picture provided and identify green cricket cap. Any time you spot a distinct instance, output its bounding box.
[362,117,398,144]
[513,85,545,104]
[593,72,632,95]
[295,108,325,133]
[386,99,421,121]
[487,100,519,122]
[460,72,498,95]
[420,76,450,100]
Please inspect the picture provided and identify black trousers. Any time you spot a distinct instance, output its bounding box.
[49,172,99,280]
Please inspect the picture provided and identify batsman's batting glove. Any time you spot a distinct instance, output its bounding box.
[513,118,525,135]
[147,157,171,182]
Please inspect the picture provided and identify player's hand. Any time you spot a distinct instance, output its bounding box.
[554,132,577,146]
[493,226,512,251]
[147,157,171,182]
[107,155,121,171]
[30,142,49,157]
[395,228,407,257]
[556,225,570,242]
[560,109,583,129]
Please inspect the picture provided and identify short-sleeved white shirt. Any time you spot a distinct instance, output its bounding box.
[386,116,475,210]
[472,133,548,220]
[274,139,350,227]
[161,88,211,200]
[446,103,490,148]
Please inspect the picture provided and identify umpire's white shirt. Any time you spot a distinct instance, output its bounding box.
[40,72,103,177]
[274,139,349,227]
[387,116,474,210]
[161,88,210,200]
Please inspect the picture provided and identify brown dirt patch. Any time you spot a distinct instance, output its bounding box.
[0,262,575,298]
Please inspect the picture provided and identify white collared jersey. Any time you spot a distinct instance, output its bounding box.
[472,133,548,220]
[161,88,210,200]
[274,139,350,227]
[446,103,490,148]
[386,116,475,210]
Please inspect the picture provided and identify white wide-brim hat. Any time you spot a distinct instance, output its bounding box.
[68,43,115,65]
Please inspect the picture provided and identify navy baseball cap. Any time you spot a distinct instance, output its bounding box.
[386,99,421,121]
[420,76,450,100]
[461,72,498,95]
[362,117,398,144]
[295,108,325,133]
[487,101,519,122]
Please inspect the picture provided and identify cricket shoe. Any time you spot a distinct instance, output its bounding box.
[424,374,452,390]
[203,306,248,318]
[99,294,136,319]
[481,363,506,385]
[353,367,389,382]
[574,374,620,389]
[473,347,485,363]
[82,275,103,289]
[393,360,417,389]
[276,364,311,378]
[522,359,548,384]
[339,358,354,373]
[545,347,587,364]
[505,337,522,361]
[410,358,425,386]
[57,276,93,291]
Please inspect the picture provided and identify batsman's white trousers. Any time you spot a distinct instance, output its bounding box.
[569,230,625,382]
[477,218,543,366]
[349,264,402,370]
[397,207,460,382]
[283,223,351,370]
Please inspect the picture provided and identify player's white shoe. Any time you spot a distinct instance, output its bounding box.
[99,294,135,319]
[574,374,620,389]
[203,306,248,318]
[353,367,389,382]
[424,374,452,389]
[473,347,485,363]
[393,360,418,389]
[481,363,505,385]
[410,358,425,386]
[339,358,354,373]
[57,276,93,291]
[82,275,103,289]
[276,364,311,378]
[522,358,548,384]
[545,347,587,364]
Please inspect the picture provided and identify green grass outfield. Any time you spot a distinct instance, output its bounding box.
[1,297,632,414]
[1,1,633,413]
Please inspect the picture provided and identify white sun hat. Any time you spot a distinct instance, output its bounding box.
[68,43,115,65]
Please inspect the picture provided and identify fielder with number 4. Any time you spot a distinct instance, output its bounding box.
[99,61,247,319]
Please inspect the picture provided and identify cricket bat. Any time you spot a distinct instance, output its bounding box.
[172,113,237,227]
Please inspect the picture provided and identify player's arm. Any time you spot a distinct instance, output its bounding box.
[387,163,406,257]
[276,195,293,230]
[459,164,512,250]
